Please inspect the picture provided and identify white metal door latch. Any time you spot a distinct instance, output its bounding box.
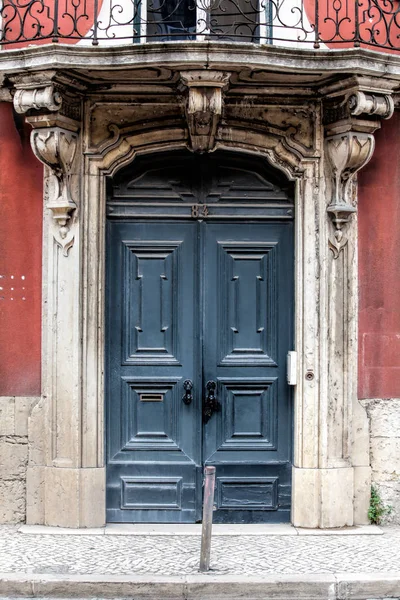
[286,351,297,386]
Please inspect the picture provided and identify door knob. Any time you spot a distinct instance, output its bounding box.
[203,380,221,423]
[182,379,193,405]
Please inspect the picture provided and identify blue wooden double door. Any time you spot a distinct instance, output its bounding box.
[106,152,294,523]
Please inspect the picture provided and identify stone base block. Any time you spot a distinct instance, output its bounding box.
[0,479,26,523]
[320,467,354,528]
[0,437,28,480]
[292,466,355,528]
[45,467,105,528]
[292,466,320,528]
[26,466,45,525]
[353,466,371,525]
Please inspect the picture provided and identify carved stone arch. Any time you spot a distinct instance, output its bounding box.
[216,131,306,181]
[214,141,304,182]
[107,147,297,215]
[94,121,307,189]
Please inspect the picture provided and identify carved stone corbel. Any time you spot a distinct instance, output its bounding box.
[13,85,62,114]
[31,127,78,256]
[14,77,83,257]
[180,70,231,153]
[325,132,375,258]
[323,79,396,258]
[349,91,394,120]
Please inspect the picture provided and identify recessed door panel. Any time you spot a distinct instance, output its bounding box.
[122,241,182,365]
[217,241,278,365]
[216,378,278,451]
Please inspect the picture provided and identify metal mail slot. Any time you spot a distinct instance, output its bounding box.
[140,393,164,402]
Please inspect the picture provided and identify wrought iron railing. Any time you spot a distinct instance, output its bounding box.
[1,0,400,50]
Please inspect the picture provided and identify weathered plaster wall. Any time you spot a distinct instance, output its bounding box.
[0,102,43,397]
[0,396,38,523]
[358,112,400,524]
[361,399,400,524]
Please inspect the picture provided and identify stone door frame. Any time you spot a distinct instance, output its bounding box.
[19,72,396,528]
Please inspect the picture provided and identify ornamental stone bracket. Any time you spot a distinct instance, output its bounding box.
[13,85,63,114]
[323,81,395,258]
[349,91,394,120]
[325,132,375,258]
[180,70,231,153]
[11,80,82,257]
[30,127,78,256]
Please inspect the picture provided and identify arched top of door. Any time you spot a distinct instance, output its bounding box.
[108,149,295,207]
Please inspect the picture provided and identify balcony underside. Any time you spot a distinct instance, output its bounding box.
[2,43,400,94]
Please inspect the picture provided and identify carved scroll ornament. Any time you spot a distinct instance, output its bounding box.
[14,85,62,114]
[180,70,230,153]
[325,132,375,258]
[349,91,394,120]
[31,127,78,256]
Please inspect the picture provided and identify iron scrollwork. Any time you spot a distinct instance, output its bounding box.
[2,1,400,51]
[203,380,221,423]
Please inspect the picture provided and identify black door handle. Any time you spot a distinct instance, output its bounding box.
[182,379,193,405]
[203,380,221,423]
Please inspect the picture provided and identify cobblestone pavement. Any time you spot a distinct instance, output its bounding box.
[0,526,399,577]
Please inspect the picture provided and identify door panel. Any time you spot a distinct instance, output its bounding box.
[216,239,278,365]
[122,240,181,365]
[106,221,202,523]
[203,223,293,523]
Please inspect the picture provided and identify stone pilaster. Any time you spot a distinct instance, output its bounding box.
[14,79,105,527]
[292,77,396,529]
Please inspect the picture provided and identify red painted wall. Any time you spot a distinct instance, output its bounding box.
[2,0,103,48]
[358,111,400,398]
[0,103,43,396]
[2,0,399,52]
[304,0,400,52]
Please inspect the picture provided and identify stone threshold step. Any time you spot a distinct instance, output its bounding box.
[18,523,383,536]
[0,573,399,599]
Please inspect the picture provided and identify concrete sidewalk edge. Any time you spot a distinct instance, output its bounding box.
[0,572,398,599]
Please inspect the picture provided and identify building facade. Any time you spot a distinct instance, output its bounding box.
[0,0,399,528]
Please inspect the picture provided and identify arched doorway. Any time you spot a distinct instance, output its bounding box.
[105,150,295,523]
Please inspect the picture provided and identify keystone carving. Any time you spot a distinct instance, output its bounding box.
[31,127,78,256]
[180,71,230,153]
[13,85,62,114]
[325,132,375,258]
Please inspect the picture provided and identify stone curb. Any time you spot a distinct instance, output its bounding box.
[0,572,399,599]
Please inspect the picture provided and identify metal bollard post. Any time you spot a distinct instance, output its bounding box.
[199,465,216,572]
